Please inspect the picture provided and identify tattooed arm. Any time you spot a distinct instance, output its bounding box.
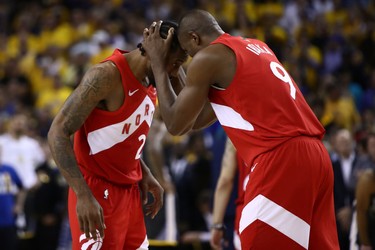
[48,62,118,240]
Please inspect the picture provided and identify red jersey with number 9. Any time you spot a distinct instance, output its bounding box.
[74,49,157,185]
[208,34,325,166]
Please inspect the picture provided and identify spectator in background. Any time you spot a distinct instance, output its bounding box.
[323,35,344,75]
[0,113,45,242]
[362,70,375,112]
[331,129,358,250]
[0,113,45,190]
[355,168,375,250]
[0,146,25,250]
[169,132,212,249]
[32,141,66,250]
[320,76,360,133]
[354,134,375,188]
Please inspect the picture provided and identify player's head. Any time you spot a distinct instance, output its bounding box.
[159,21,188,76]
[143,21,188,85]
[159,21,180,53]
[177,9,223,57]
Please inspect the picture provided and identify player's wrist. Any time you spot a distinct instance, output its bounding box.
[210,223,227,231]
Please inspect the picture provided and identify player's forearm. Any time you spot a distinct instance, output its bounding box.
[357,209,371,245]
[151,65,188,134]
[48,129,91,197]
[212,179,234,224]
[356,175,372,246]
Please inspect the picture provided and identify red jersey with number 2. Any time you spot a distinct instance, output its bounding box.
[208,34,325,166]
[74,49,157,185]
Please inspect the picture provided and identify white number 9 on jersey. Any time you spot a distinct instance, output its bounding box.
[270,61,296,100]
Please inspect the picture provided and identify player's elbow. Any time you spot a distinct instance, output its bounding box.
[166,123,190,136]
[47,120,69,146]
[47,125,60,148]
[166,126,184,136]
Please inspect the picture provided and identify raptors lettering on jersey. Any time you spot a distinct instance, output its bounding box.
[87,96,155,155]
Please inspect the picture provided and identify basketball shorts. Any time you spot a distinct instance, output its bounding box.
[239,136,339,250]
[234,202,243,250]
[68,175,148,250]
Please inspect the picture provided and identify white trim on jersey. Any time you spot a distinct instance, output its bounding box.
[239,194,310,249]
[243,174,250,191]
[233,231,242,250]
[136,235,149,250]
[87,96,155,155]
[210,103,254,131]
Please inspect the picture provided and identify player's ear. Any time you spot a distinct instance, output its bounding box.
[189,31,200,45]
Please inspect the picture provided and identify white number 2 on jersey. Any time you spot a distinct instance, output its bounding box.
[270,61,296,100]
[135,134,146,159]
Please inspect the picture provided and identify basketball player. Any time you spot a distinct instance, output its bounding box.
[211,139,248,250]
[142,10,340,249]
[48,22,188,250]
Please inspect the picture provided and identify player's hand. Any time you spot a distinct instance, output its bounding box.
[210,229,225,250]
[142,20,173,68]
[139,171,164,218]
[76,192,105,240]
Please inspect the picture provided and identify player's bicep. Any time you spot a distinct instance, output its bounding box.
[52,64,115,136]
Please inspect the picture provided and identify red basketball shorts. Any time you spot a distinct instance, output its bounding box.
[239,136,339,249]
[68,175,148,250]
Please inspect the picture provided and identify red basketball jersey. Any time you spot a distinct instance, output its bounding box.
[74,49,157,185]
[235,153,249,208]
[208,34,325,166]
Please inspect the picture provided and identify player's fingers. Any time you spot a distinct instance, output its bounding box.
[144,204,153,216]
[78,216,85,232]
[154,20,162,36]
[83,218,90,239]
[210,231,223,250]
[150,192,163,218]
[143,28,149,39]
[149,21,157,33]
[162,26,174,49]
[88,218,97,240]
[140,183,148,205]
[143,192,148,205]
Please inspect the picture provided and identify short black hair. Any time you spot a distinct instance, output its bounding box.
[159,20,180,52]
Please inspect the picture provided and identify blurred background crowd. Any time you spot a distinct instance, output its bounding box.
[0,0,375,249]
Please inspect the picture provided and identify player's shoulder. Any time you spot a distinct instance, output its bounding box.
[191,43,235,69]
[82,61,120,86]
[91,61,118,76]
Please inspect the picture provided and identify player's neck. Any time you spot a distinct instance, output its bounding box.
[125,50,150,85]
